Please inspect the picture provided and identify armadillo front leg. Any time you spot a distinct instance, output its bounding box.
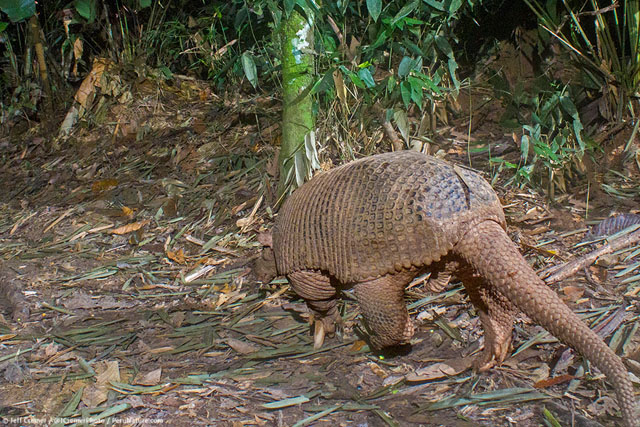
[462,274,517,371]
[287,270,340,348]
[353,271,416,349]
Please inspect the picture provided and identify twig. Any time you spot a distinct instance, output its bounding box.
[543,228,640,284]
[373,103,403,151]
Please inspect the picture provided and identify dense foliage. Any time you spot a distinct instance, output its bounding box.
[1,0,638,193]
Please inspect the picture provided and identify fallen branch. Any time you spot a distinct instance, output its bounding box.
[543,228,640,284]
[372,103,403,151]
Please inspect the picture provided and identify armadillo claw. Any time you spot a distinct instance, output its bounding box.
[313,320,325,349]
[472,337,511,372]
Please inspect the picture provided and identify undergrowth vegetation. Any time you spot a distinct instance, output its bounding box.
[0,0,638,195]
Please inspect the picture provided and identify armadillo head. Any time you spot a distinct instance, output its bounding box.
[252,247,278,283]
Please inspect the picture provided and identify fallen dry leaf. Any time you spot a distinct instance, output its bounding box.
[561,285,584,302]
[82,361,120,407]
[92,179,119,194]
[121,206,135,218]
[226,338,259,354]
[167,248,186,264]
[368,362,388,379]
[111,220,150,235]
[534,374,575,389]
[405,362,464,382]
[133,368,162,386]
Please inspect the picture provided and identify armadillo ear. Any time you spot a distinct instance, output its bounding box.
[257,231,273,248]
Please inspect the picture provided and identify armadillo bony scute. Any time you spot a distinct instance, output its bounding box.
[254,151,636,426]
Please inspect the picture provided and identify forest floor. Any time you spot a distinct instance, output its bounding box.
[1,57,640,427]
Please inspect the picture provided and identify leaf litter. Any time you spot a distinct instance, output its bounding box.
[0,78,638,427]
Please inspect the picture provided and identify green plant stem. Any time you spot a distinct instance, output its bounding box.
[277,7,315,198]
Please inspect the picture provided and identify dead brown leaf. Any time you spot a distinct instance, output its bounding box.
[92,179,119,194]
[82,361,121,407]
[405,362,463,382]
[133,368,162,386]
[167,248,186,264]
[226,338,260,354]
[561,285,585,302]
[533,374,574,389]
[111,220,150,235]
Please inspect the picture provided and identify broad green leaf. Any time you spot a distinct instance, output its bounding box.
[435,35,454,58]
[0,0,35,22]
[411,85,423,108]
[241,52,258,89]
[414,72,442,95]
[392,0,419,26]
[408,76,424,107]
[572,119,585,151]
[347,72,365,88]
[401,81,412,108]
[369,28,390,50]
[0,22,8,31]
[448,0,463,14]
[139,0,151,8]
[423,0,445,12]
[398,56,413,78]
[358,67,375,88]
[366,0,382,22]
[402,37,423,57]
[284,0,295,17]
[75,0,97,23]
[310,69,335,95]
[559,95,579,118]
[448,58,460,90]
[386,75,396,94]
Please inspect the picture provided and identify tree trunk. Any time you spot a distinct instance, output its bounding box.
[28,14,52,114]
[277,6,317,199]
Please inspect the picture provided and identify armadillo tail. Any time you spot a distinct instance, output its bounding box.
[456,220,636,427]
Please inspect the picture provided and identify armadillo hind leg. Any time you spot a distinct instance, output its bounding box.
[425,259,460,293]
[353,271,416,349]
[460,273,517,371]
[287,270,341,348]
[455,220,637,427]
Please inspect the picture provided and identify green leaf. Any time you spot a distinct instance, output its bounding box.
[408,76,425,107]
[358,67,375,88]
[0,22,8,32]
[572,119,585,151]
[414,72,442,95]
[448,57,460,90]
[392,0,419,26]
[310,69,335,95]
[284,0,295,17]
[435,35,454,58]
[423,0,445,12]
[366,0,382,22]
[347,72,365,89]
[241,52,258,89]
[75,0,97,23]
[411,84,423,108]
[0,0,35,22]
[398,56,413,78]
[448,0,463,14]
[401,81,412,108]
